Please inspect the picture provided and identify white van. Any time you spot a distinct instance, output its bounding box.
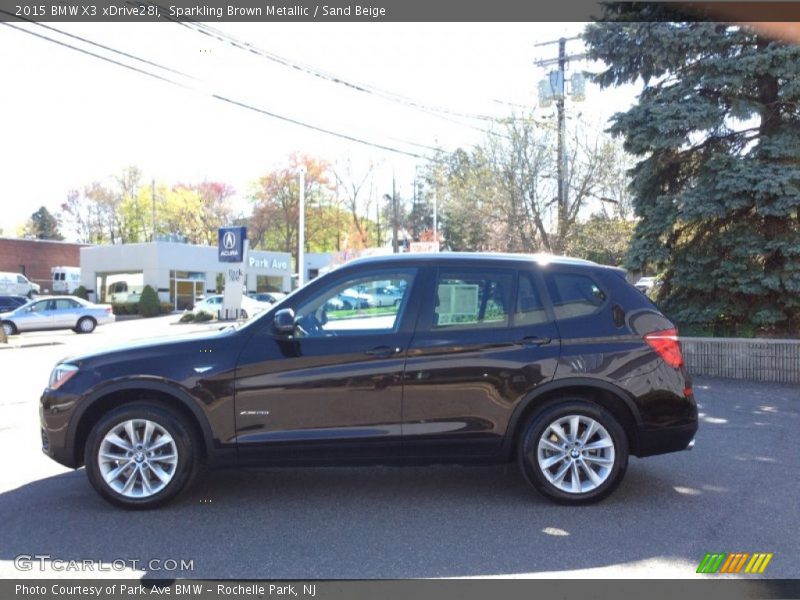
[105,274,144,303]
[0,272,39,297]
[52,266,82,294]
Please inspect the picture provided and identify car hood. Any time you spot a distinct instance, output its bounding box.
[57,326,237,367]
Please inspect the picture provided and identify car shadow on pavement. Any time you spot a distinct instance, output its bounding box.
[0,458,729,579]
[1,377,796,579]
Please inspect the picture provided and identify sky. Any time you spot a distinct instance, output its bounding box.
[0,21,640,240]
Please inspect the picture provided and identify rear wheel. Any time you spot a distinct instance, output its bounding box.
[518,400,628,504]
[84,403,198,509]
[75,317,96,334]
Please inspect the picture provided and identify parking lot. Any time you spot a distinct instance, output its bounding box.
[0,316,798,579]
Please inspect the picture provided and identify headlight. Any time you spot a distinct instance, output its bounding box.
[49,364,79,390]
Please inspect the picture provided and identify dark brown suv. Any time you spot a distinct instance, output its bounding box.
[40,253,697,508]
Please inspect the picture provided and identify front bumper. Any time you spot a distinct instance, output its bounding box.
[40,390,80,468]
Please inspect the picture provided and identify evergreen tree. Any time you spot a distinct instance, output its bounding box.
[26,206,64,240]
[585,6,800,335]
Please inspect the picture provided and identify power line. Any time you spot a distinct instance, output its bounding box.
[0,9,196,80]
[142,4,526,134]
[2,20,442,161]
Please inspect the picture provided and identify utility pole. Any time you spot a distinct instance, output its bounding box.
[433,186,438,246]
[556,37,567,237]
[535,35,586,245]
[374,182,381,247]
[412,168,418,241]
[391,174,399,254]
[151,179,156,242]
[298,167,306,288]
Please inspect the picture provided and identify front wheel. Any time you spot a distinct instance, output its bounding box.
[84,403,198,509]
[518,400,628,504]
[2,321,16,336]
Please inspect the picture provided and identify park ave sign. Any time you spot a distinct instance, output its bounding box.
[249,255,290,271]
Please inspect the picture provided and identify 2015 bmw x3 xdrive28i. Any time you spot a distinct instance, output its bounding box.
[40,253,697,508]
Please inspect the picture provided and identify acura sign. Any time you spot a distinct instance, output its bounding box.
[218,226,246,263]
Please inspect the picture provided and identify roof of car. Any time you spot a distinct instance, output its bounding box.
[344,251,604,268]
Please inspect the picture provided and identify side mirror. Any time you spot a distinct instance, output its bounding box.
[273,308,296,334]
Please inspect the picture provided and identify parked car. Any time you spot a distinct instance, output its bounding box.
[193,294,266,319]
[0,295,28,313]
[39,253,697,509]
[2,296,114,335]
[634,276,658,293]
[336,292,371,310]
[0,271,39,298]
[248,292,287,304]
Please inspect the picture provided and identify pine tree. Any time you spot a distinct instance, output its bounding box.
[585,6,800,335]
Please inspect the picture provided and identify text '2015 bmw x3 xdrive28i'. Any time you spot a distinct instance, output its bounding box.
[40,253,697,509]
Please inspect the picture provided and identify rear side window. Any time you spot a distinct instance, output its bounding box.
[515,273,548,326]
[546,273,606,320]
[434,269,514,329]
[54,299,78,309]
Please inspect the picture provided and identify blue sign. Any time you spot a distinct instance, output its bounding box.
[218,226,247,263]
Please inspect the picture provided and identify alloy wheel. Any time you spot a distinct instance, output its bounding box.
[536,414,615,494]
[97,419,179,498]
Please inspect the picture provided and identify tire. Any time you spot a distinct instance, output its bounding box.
[517,399,628,504]
[240,310,248,319]
[76,317,96,334]
[2,321,17,336]
[84,402,199,509]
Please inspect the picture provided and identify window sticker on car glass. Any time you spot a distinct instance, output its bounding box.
[436,283,479,325]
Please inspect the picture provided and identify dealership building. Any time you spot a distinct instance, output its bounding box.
[80,241,296,309]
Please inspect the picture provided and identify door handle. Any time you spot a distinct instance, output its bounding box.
[365,346,400,358]
[516,336,552,346]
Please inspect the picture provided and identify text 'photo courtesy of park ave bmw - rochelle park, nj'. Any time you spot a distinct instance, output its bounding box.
[0,1,799,599]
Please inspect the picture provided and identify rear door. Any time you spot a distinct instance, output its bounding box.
[402,264,561,458]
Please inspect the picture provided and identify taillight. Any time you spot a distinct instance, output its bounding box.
[644,328,684,368]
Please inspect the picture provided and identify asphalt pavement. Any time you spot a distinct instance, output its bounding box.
[0,318,797,579]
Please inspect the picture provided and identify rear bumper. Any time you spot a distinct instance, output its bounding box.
[634,420,698,457]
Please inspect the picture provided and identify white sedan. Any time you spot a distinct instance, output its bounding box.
[193,295,268,319]
[1,296,115,335]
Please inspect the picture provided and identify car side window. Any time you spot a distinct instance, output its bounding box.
[29,300,48,312]
[294,270,415,337]
[546,273,606,320]
[17,275,26,284]
[54,299,77,310]
[434,269,514,329]
[514,273,548,326]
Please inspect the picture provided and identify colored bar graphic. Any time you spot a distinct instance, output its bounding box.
[698,552,773,574]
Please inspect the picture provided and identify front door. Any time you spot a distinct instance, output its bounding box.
[234,267,421,462]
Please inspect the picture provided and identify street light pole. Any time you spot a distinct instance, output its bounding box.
[298,167,306,288]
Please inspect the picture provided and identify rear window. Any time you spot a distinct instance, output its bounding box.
[546,273,607,320]
[515,273,548,326]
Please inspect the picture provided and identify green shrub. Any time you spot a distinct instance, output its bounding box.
[111,303,136,316]
[179,312,196,323]
[139,285,161,318]
[159,303,173,315]
[73,286,89,300]
[194,311,213,322]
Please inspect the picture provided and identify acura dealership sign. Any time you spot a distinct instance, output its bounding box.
[218,226,246,262]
